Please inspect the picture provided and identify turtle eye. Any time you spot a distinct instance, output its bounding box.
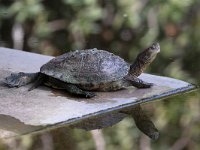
[152,44,156,49]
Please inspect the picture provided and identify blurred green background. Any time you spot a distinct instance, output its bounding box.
[0,0,200,149]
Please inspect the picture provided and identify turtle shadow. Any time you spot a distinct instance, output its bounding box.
[49,86,156,104]
[49,88,116,103]
[71,112,128,130]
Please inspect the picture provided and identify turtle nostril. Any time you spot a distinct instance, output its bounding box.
[151,43,160,52]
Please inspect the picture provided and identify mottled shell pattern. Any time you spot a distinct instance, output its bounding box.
[40,48,129,84]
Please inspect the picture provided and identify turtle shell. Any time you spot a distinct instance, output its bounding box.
[40,48,129,84]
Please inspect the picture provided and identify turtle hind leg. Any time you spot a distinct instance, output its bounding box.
[4,72,39,87]
[48,77,96,98]
[28,73,46,91]
[64,84,96,98]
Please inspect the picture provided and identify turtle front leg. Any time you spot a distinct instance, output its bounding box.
[65,84,96,98]
[4,72,39,87]
[131,78,153,88]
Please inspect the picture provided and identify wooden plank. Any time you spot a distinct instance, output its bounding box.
[0,47,196,138]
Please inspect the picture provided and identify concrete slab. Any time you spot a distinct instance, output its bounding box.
[0,47,196,138]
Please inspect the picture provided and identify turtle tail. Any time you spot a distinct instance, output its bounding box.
[28,73,46,91]
[4,72,39,88]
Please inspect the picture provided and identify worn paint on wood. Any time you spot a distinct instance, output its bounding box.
[0,47,196,138]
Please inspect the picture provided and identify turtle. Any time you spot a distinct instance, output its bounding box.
[4,43,160,140]
[4,43,160,98]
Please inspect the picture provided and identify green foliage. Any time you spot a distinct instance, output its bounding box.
[8,0,44,23]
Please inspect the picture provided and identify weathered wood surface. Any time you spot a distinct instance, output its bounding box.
[0,47,196,138]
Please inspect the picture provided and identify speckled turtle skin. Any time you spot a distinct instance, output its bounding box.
[4,43,160,98]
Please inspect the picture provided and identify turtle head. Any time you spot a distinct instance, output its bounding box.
[137,43,160,64]
[128,43,160,77]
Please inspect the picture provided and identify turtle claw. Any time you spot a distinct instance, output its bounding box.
[84,92,96,98]
[142,82,154,88]
[128,77,154,89]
